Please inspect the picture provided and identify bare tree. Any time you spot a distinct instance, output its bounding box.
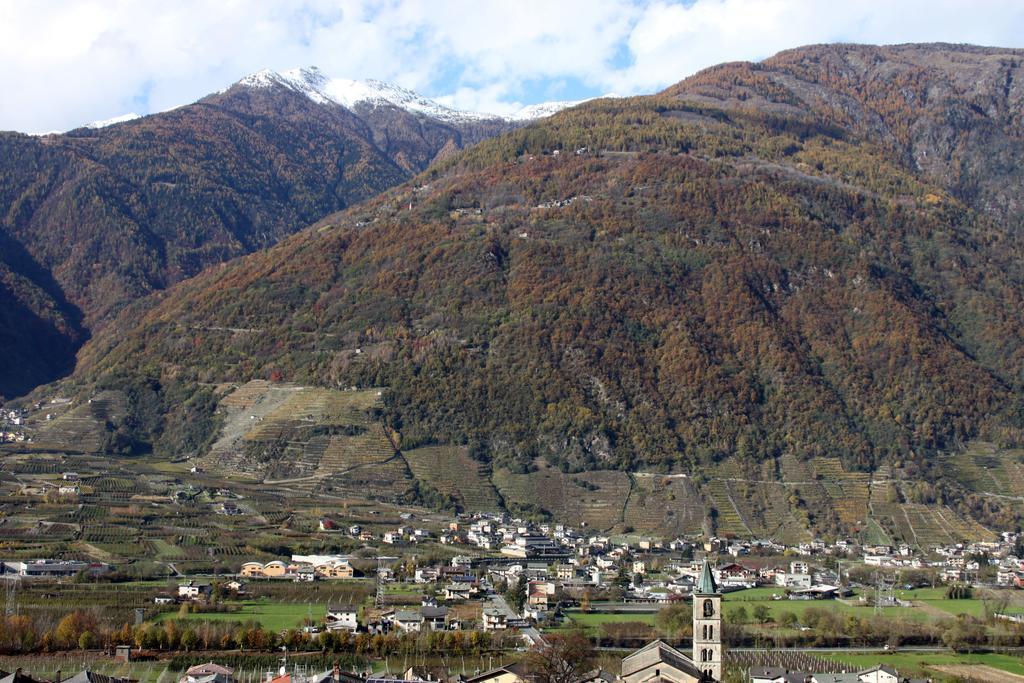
[522,631,595,683]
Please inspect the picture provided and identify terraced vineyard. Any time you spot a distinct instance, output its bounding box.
[4,380,1012,545]
[29,391,127,453]
[622,473,704,536]
[493,468,630,529]
[778,454,833,527]
[945,442,1024,499]
[202,382,393,483]
[868,466,910,544]
[901,504,955,546]
[749,460,813,545]
[702,477,752,538]
[316,426,396,473]
[316,454,414,501]
[936,506,997,542]
[402,445,502,511]
[812,458,870,527]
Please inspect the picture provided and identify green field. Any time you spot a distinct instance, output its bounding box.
[722,598,932,624]
[554,588,1002,636]
[563,610,659,632]
[720,587,1009,625]
[153,601,325,631]
[825,651,1024,678]
[896,587,948,600]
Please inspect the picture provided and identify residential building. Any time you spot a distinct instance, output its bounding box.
[178,582,212,600]
[325,605,359,633]
[482,609,507,631]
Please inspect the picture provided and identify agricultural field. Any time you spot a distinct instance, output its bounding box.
[0,442,440,573]
[560,610,658,633]
[201,382,405,497]
[944,442,1024,497]
[24,392,128,454]
[493,468,631,529]
[403,445,501,512]
[152,601,325,631]
[824,651,1024,680]
[621,474,704,537]
[718,586,1024,626]
[3,378,1014,545]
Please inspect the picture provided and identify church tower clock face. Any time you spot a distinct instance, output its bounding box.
[703,599,714,617]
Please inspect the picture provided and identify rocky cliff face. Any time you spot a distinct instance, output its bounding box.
[669,43,1024,223]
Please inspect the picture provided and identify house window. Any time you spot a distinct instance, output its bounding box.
[703,599,714,617]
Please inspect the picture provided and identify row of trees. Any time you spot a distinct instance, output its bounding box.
[0,612,520,656]
[649,602,1024,651]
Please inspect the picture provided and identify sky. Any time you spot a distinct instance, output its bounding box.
[3,0,1024,134]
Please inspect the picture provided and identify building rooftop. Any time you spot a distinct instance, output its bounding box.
[696,558,718,595]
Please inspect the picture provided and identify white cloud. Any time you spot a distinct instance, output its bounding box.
[1,0,1024,133]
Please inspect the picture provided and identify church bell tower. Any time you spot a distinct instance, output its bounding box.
[692,558,722,681]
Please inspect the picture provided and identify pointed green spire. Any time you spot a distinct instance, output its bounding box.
[696,557,718,595]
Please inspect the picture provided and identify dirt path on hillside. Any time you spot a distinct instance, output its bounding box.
[931,664,1024,681]
[912,600,956,620]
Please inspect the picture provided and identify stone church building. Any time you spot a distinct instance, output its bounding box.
[621,559,722,683]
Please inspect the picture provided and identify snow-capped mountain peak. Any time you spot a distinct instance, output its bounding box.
[509,100,585,121]
[321,77,498,123]
[232,66,590,123]
[235,67,496,123]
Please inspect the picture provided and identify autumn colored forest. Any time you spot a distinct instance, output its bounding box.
[14,43,1024,532]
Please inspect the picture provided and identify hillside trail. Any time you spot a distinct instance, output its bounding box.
[930,664,1024,682]
[910,600,952,620]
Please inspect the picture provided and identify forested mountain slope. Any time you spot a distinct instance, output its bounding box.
[672,43,1024,225]
[28,44,1024,530]
[0,73,514,398]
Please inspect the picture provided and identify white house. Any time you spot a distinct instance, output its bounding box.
[178,582,211,600]
[325,605,359,632]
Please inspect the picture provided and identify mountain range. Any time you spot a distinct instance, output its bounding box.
[0,68,580,398]
[5,43,1024,536]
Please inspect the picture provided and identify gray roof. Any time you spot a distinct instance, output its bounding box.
[696,558,718,595]
[185,663,234,676]
[621,640,704,681]
[310,670,364,683]
[61,672,133,683]
[811,674,860,683]
[0,673,42,683]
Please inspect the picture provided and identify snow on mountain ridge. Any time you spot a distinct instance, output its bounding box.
[234,66,587,122]
[85,112,142,129]
[510,100,586,121]
[320,76,498,123]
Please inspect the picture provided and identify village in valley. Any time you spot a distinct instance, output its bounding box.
[4,492,1024,683]
[4,387,1024,682]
